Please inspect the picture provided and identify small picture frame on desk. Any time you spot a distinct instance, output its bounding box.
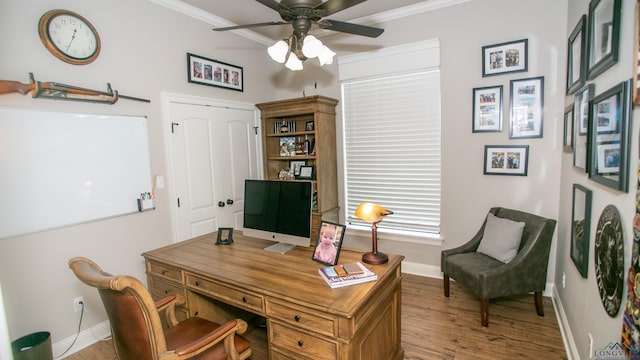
[312,221,346,266]
[216,227,234,245]
[299,165,315,180]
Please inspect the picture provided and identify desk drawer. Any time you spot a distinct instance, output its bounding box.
[186,274,264,314]
[269,321,337,360]
[267,300,337,338]
[147,261,183,283]
[148,276,185,300]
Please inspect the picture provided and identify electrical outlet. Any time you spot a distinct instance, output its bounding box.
[589,333,594,359]
[73,296,84,313]
[562,272,566,288]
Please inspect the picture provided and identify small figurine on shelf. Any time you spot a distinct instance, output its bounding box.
[280,120,289,133]
[278,168,294,180]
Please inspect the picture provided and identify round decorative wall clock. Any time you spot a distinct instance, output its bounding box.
[38,9,101,65]
[594,204,625,317]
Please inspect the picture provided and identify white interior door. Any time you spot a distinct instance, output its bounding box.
[167,98,260,241]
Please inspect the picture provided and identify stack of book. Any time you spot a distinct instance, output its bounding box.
[318,262,378,288]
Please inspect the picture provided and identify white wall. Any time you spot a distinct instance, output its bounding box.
[557,0,639,358]
[0,0,276,351]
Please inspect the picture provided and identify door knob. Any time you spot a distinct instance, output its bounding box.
[226,199,234,205]
[218,201,225,207]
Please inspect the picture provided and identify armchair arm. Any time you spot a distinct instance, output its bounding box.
[173,319,248,358]
[155,294,184,328]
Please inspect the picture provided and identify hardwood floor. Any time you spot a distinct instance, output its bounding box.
[64,274,567,359]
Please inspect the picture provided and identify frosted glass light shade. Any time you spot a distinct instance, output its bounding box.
[302,35,323,58]
[285,53,303,71]
[317,45,336,66]
[268,40,289,63]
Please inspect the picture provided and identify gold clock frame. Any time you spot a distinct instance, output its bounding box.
[38,9,101,65]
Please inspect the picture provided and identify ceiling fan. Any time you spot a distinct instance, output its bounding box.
[213,0,385,70]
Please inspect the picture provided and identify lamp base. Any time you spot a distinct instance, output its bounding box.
[362,252,388,265]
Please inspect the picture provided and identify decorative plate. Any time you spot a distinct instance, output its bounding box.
[595,204,625,317]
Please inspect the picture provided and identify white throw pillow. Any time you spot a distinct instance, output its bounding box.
[476,213,525,263]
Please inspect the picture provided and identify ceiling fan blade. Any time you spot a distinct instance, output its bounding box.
[318,19,384,38]
[213,21,290,31]
[255,0,290,12]
[314,0,368,16]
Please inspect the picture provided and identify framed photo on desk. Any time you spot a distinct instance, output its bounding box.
[312,221,346,266]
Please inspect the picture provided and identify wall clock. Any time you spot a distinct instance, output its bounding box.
[594,204,625,317]
[38,9,101,65]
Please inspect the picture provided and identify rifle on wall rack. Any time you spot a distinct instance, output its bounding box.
[0,73,150,104]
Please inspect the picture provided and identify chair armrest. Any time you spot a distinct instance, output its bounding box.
[155,294,184,328]
[173,319,248,357]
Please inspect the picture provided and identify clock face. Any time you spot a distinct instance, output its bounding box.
[39,10,100,65]
[595,205,625,317]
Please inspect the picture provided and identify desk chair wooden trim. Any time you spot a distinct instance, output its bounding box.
[68,257,251,360]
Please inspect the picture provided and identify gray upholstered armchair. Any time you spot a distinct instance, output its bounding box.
[441,207,556,327]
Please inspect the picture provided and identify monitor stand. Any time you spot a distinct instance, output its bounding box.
[264,242,296,254]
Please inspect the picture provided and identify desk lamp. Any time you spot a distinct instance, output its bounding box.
[354,202,393,265]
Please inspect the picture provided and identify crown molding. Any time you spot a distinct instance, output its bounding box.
[149,0,472,45]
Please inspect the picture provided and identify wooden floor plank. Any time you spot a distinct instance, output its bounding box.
[64,274,567,359]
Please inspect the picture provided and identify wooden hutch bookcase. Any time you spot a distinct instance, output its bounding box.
[256,96,339,243]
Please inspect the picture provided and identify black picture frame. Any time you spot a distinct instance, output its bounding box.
[588,79,631,192]
[472,85,503,132]
[299,165,315,180]
[563,104,574,152]
[509,76,544,139]
[216,227,234,245]
[305,120,314,131]
[567,15,587,95]
[187,53,243,92]
[570,184,592,278]
[311,221,346,266]
[587,0,621,80]
[289,160,306,177]
[482,39,528,77]
[483,145,529,176]
[573,83,594,171]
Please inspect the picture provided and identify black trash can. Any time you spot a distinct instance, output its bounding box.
[11,331,53,360]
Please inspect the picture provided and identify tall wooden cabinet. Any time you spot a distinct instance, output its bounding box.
[256,96,339,243]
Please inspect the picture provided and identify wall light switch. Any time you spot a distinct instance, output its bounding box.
[155,175,165,189]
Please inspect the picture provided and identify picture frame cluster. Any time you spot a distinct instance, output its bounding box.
[475,38,539,176]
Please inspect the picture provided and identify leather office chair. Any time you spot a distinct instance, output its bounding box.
[68,257,252,360]
[441,207,556,327]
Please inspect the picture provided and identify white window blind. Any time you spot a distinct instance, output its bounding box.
[342,70,441,234]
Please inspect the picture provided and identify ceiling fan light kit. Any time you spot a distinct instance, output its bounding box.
[214,0,384,71]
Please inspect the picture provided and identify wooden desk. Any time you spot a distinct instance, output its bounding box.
[142,232,404,360]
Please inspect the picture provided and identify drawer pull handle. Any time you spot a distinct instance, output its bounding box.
[294,315,301,322]
[161,270,166,275]
[164,290,169,294]
[297,340,304,347]
[195,280,201,286]
[242,296,248,303]
[194,311,199,316]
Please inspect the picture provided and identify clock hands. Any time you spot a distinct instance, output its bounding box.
[65,29,77,52]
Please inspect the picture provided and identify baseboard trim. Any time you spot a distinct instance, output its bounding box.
[552,286,579,360]
[53,320,111,358]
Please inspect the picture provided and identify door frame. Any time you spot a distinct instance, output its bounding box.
[161,92,263,243]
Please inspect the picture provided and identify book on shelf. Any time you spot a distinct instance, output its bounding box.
[318,262,377,288]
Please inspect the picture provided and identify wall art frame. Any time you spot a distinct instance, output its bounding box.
[509,76,544,139]
[187,52,243,92]
[482,39,528,77]
[587,0,621,80]
[564,104,574,152]
[588,79,631,192]
[570,184,592,278]
[567,15,587,95]
[573,83,595,171]
[483,145,529,176]
[472,85,503,132]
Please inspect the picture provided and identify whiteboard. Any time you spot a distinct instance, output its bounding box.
[0,107,153,239]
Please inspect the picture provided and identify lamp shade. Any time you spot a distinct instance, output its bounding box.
[285,53,303,71]
[302,35,323,58]
[354,202,393,223]
[268,40,289,63]
[317,45,336,66]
